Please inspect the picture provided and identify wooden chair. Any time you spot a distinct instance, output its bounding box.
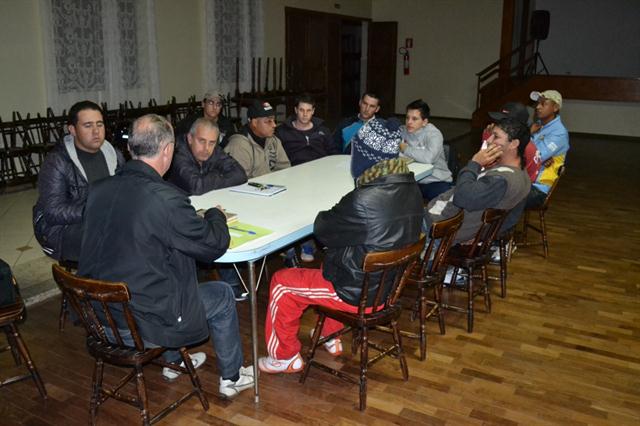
[487,227,515,299]
[401,211,464,360]
[300,236,425,411]
[442,209,508,333]
[56,259,78,332]
[0,271,47,399]
[0,117,38,189]
[52,265,208,425]
[522,165,566,257]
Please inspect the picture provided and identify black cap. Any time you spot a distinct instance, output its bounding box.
[488,102,529,125]
[247,101,275,119]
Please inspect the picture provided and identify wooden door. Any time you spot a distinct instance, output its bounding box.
[367,22,398,116]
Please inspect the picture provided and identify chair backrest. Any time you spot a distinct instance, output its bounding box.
[52,264,145,351]
[541,165,566,210]
[419,210,464,279]
[357,236,426,315]
[465,208,509,258]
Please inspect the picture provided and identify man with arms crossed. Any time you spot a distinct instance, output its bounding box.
[78,114,253,398]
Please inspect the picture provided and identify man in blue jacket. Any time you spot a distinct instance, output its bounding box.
[78,114,253,398]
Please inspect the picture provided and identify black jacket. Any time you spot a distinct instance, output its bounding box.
[275,116,339,166]
[32,137,125,260]
[314,172,424,306]
[175,112,236,149]
[169,143,247,195]
[78,160,230,347]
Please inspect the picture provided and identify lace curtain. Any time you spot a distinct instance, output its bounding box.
[40,0,159,113]
[204,0,264,95]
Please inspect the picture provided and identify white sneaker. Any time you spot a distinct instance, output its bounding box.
[258,353,304,374]
[219,366,255,398]
[309,328,342,356]
[162,352,206,382]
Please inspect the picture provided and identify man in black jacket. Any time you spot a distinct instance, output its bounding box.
[78,114,253,398]
[258,158,423,374]
[169,117,246,195]
[275,93,338,265]
[32,101,125,262]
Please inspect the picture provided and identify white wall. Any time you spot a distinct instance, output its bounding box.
[561,101,640,138]
[371,0,503,119]
[0,0,47,119]
[535,0,640,78]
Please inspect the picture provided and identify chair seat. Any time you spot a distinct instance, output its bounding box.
[445,244,490,269]
[86,336,165,367]
[315,304,403,328]
[0,302,24,324]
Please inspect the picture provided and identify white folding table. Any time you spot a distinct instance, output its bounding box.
[190,155,433,402]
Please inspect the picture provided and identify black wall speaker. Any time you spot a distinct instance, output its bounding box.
[531,10,550,40]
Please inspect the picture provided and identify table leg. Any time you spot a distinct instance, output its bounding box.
[248,260,260,403]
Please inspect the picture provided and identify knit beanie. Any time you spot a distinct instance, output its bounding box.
[350,117,402,179]
[357,157,410,186]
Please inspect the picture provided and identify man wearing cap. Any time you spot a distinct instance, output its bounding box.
[525,90,569,208]
[258,158,423,374]
[483,101,531,148]
[333,92,381,153]
[175,90,236,149]
[224,101,290,178]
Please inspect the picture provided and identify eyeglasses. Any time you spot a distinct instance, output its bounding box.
[204,99,223,107]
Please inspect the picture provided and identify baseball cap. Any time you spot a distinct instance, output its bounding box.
[247,101,275,119]
[488,102,529,125]
[530,90,562,109]
[203,89,223,101]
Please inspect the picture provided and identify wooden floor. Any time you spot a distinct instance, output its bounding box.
[2,133,639,425]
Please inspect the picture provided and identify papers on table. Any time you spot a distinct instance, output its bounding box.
[228,222,273,249]
[229,182,287,197]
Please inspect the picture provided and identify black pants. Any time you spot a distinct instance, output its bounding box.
[61,223,83,262]
[525,186,548,209]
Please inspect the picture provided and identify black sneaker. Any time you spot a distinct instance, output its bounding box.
[231,285,248,302]
[284,255,300,268]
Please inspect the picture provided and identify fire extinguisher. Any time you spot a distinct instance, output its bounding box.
[399,47,410,75]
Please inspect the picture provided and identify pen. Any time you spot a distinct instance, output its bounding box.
[248,182,267,190]
[229,226,257,235]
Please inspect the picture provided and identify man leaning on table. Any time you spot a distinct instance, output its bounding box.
[224,100,290,178]
[258,157,424,373]
[78,114,254,398]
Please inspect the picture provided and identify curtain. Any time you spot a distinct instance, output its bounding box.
[204,0,264,96]
[40,0,160,113]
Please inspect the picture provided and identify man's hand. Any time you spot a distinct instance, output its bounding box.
[399,141,408,152]
[471,144,502,167]
[530,122,542,134]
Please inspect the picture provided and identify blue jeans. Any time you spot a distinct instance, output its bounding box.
[418,181,453,201]
[104,281,243,379]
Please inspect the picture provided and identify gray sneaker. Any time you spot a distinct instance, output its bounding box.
[219,365,255,398]
[162,352,206,381]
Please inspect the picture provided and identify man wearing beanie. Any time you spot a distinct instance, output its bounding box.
[225,100,290,178]
[258,158,423,373]
[525,89,569,208]
[350,116,403,179]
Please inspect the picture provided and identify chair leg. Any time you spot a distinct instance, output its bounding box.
[482,265,491,313]
[391,321,409,381]
[540,211,549,258]
[358,327,369,411]
[434,281,446,335]
[499,239,508,298]
[467,267,474,333]
[418,285,427,361]
[5,326,22,366]
[134,365,151,426]
[179,348,209,411]
[8,323,47,399]
[90,359,104,425]
[300,315,325,384]
[59,294,68,332]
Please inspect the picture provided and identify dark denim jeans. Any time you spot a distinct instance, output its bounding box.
[104,281,243,379]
